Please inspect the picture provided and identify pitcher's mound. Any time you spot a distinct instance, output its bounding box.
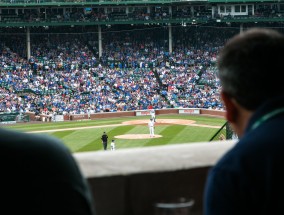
[114,134,162,139]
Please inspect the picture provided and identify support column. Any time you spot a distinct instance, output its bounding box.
[211,6,215,18]
[169,6,172,17]
[168,24,172,54]
[191,6,194,17]
[26,27,31,60]
[240,23,243,34]
[98,25,102,58]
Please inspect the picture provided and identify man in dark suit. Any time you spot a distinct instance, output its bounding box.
[204,28,284,215]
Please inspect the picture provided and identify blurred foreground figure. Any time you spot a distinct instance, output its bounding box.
[204,28,284,215]
[0,127,96,215]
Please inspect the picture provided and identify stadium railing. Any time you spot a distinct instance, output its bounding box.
[210,121,235,141]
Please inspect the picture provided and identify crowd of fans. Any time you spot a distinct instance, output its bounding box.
[0,25,245,117]
[0,5,211,24]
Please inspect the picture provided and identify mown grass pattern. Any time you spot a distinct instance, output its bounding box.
[4,115,225,152]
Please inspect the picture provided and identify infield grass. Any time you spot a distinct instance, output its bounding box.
[3,114,226,153]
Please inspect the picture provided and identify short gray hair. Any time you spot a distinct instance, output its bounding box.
[218,28,284,110]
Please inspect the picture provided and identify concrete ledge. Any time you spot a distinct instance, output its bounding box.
[74,140,236,178]
[74,140,236,215]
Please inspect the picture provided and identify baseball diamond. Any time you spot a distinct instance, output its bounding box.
[5,114,226,152]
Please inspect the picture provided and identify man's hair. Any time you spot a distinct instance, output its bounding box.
[218,28,284,110]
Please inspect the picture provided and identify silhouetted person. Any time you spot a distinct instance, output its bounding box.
[204,28,284,215]
[0,127,96,215]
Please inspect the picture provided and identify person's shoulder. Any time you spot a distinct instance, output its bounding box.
[0,128,96,215]
[0,127,61,143]
[0,127,80,179]
[212,137,257,175]
[0,127,71,159]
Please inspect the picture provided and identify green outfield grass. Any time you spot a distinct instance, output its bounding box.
[3,114,226,153]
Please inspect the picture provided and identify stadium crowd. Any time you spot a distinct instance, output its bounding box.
[0,25,241,116]
[1,3,283,24]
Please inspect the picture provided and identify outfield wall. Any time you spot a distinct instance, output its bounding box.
[27,108,226,122]
[74,140,236,215]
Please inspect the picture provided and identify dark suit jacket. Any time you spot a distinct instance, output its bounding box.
[101,134,108,143]
[204,96,284,215]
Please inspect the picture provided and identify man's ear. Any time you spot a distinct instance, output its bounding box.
[221,91,238,123]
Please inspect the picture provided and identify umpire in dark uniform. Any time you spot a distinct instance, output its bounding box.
[101,131,108,151]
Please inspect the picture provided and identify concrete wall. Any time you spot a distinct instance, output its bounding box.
[74,140,236,215]
[29,108,226,122]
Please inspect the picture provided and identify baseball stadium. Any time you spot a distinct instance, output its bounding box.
[0,0,282,214]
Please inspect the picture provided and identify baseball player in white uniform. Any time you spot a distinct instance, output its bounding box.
[150,109,156,122]
[148,118,155,137]
[110,139,116,151]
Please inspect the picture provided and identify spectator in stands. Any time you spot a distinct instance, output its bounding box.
[0,27,235,113]
[204,28,284,214]
[0,127,96,215]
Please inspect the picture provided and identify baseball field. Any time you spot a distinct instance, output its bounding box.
[4,114,226,153]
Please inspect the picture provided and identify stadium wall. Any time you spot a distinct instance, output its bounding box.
[27,109,226,122]
[74,140,236,215]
